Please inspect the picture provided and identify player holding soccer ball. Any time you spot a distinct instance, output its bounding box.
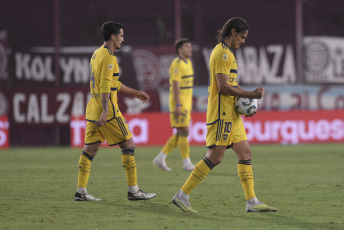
[172,17,277,212]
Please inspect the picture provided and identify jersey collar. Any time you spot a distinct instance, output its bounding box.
[103,45,114,56]
[178,55,188,64]
[221,41,234,54]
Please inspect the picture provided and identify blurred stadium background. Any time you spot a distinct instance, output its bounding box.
[1,0,344,148]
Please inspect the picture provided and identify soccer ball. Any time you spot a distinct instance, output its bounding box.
[235,97,258,116]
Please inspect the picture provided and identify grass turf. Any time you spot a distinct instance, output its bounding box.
[0,144,343,230]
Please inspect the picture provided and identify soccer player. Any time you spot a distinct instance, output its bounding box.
[74,22,156,201]
[172,17,277,212]
[153,38,194,172]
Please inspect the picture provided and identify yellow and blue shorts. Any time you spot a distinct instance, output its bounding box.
[206,116,247,148]
[170,108,191,128]
[85,116,132,146]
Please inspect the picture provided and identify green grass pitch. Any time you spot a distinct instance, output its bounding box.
[0,144,343,230]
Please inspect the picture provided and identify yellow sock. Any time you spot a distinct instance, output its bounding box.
[122,148,137,187]
[238,159,256,200]
[162,134,178,155]
[177,135,190,159]
[181,157,214,194]
[77,150,93,188]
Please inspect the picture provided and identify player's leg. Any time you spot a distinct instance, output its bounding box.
[232,140,255,201]
[153,134,177,171]
[176,126,194,171]
[153,114,179,171]
[172,118,233,212]
[75,121,103,201]
[119,138,138,194]
[119,138,156,200]
[185,118,231,190]
[172,145,225,212]
[101,115,156,200]
[232,138,277,212]
[181,145,225,194]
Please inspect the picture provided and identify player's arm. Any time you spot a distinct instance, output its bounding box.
[216,73,265,99]
[119,84,150,103]
[94,56,113,127]
[94,75,111,127]
[172,80,182,116]
[94,93,110,127]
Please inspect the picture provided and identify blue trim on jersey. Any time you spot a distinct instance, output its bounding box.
[116,117,128,136]
[181,75,194,78]
[221,41,230,50]
[86,117,116,123]
[180,86,193,89]
[221,41,235,55]
[113,73,119,76]
[111,87,118,91]
[109,139,126,146]
[216,119,224,141]
[107,116,116,122]
[206,144,233,149]
[218,92,221,121]
[85,140,101,145]
[206,92,222,125]
[178,56,188,64]
[226,144,233,149]
[104,46,114,56]
[109,97,116,118]
[206,119,219,126]
[230,69,237,73]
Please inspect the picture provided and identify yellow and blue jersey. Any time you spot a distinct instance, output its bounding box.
[168,56,194,112]
[207,42,239,125]
[85,45,122,122]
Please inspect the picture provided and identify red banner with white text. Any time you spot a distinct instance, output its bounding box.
[70,111,344,147]
[0,116,10,149]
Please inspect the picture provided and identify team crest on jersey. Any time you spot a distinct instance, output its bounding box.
[223,54,228,61]
[108,64,113,70]
[174,68,178,73]
[223,134,228,141]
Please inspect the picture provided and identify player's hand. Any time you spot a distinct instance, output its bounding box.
[174,106,182,117]
[252,87,265,99]
[94,111,108,127]
[135,91,150,103]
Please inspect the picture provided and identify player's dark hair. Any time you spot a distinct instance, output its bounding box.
[174,38,191,55]
[217,17,249,42]
[101,22,123,41]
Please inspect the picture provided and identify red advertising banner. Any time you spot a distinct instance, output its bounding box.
[70,110,344,147]
[0,115,9,149]
[243,110,344,144]
[70,112,207,148]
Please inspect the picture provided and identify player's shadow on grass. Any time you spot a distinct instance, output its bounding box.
[103,200,217,220]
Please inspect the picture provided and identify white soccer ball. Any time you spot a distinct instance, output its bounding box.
[235,97,258,116]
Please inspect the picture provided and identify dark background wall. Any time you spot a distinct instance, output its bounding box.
[1,0,344,146]
[2,0,344,47]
